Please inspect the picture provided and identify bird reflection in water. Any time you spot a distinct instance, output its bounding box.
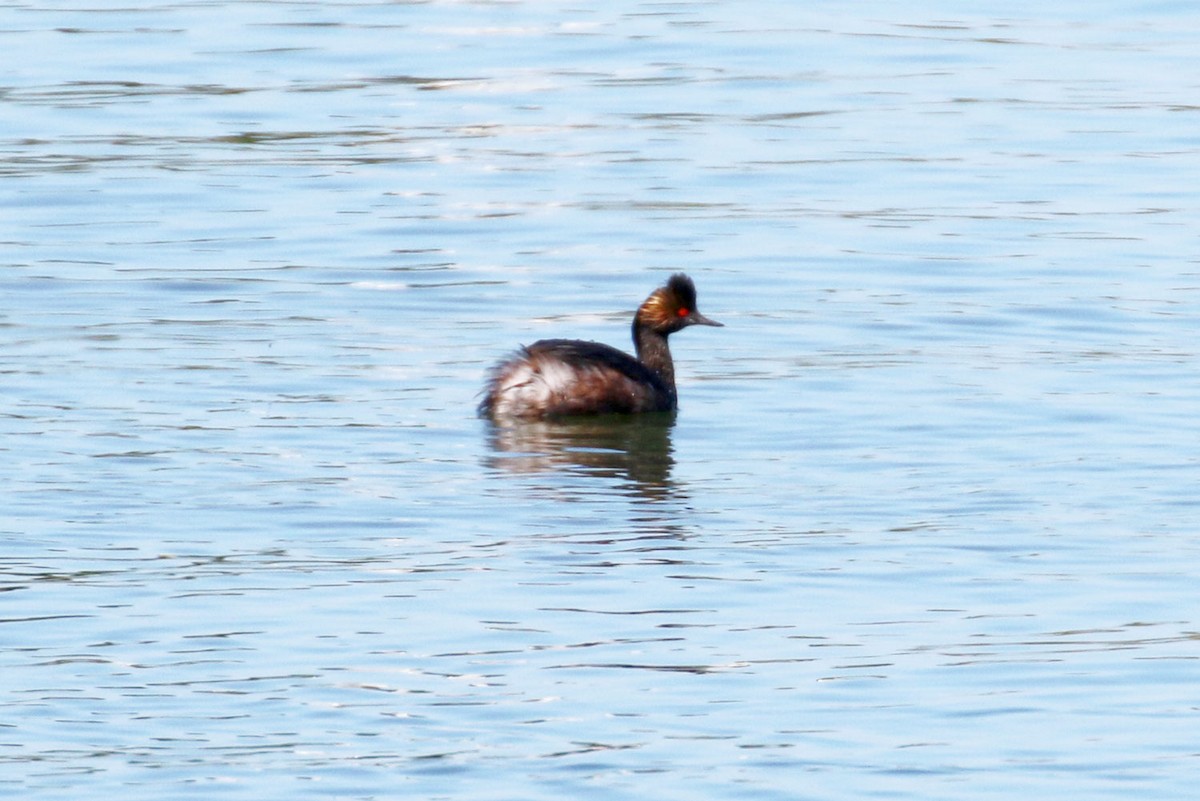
[482,412,678,501]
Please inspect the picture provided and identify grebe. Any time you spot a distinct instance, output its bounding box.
[479,273,722,419]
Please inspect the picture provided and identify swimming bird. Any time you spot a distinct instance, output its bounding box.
[479,273,722,419]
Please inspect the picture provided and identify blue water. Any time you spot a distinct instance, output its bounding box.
[3,2,1199,799]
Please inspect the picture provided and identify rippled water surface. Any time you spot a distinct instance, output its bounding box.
[3,2,1199,799]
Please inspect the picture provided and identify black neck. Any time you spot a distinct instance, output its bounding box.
[633,323,676,402]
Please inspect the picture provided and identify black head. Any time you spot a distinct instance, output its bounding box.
[637,273,723,335]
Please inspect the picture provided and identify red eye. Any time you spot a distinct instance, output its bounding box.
[677,307,690,317]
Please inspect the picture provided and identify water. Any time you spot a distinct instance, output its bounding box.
[3,2,1199,799]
